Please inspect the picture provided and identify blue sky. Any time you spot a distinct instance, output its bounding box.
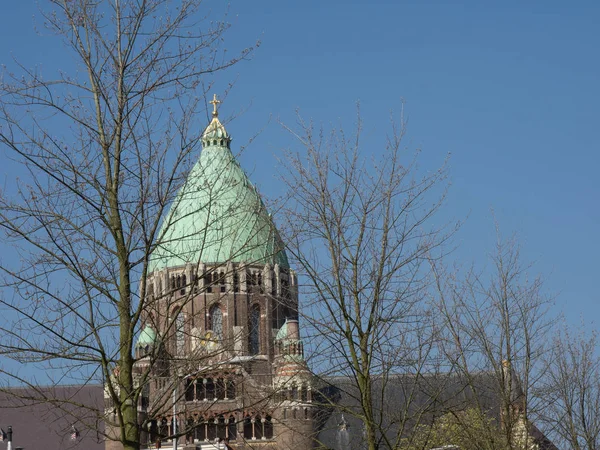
[1,1,598,328]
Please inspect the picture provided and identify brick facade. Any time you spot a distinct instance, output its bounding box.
[106,262,316,450]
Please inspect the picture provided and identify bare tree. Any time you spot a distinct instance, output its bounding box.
[0,1,254,449]
[432,231,556,450]
[540,325,600,450]
[277,107,453,450]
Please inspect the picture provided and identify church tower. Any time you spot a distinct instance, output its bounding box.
[129,96,315,450]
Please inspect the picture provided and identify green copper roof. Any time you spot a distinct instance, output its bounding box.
[149,113,289,272]
[275,320,288,341]
[136,325,157,347]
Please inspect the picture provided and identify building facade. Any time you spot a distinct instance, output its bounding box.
[105,97,315,450]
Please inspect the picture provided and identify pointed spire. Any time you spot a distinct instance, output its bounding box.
[339,414,349,431]
[502,359,525,407]
[202,93,230,145]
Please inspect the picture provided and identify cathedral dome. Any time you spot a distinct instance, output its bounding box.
[149,96,289,272]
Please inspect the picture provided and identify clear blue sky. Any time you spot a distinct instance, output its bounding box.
[1,1,598,328]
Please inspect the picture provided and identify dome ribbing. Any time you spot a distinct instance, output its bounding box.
[149,98,289,272]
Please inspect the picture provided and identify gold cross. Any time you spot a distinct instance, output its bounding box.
[210,94,221,117]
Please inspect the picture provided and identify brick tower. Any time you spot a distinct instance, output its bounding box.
[105,96,315,450]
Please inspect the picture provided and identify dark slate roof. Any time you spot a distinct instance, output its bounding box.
[314,372,554,450]
[0,384,105,450]
[529,423,559,450]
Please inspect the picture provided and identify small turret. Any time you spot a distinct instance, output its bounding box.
[135,325,158,358]
[272,319,315,449]
[502,359,525,412]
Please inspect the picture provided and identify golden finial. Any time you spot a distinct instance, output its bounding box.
[210,94,222,117]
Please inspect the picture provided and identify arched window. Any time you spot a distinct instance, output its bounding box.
[175,309,185,355]
[195,419,206,442]
[148,419,158,444]
[204,271,213,293]
[185,379,194,401]
[264,416,273,438]
[205,378,215,400]
[186,418,194,444]
[247,270,257,292]
[243,416,253,440]
[255,415,263,440]
[248,304,260,355]
[233,271,239,293]
[282,278,290,299]
[301,385,308,402]
[216,378,225,399]
[226,379,236,399]
[227,416,237,440]
[219,271,226,293]
[217,415,227,440]
[159,418,168,439]
[207,418,216,441]
[181,274,187,295]
[209,304,223,342]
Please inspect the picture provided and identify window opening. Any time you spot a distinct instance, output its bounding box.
[255,415,263,440]
[204,272,212,293]
[195,419,206,441]
[233,271,239,293]
[243,417,253,440]
[220,271,226,293]
[185,379,194,401]
[216,378,225,399]
[248,304,260,355]
[226,379,236,399]
[217,415,227,440]
[227,416,237,440]
[207,418,216,440]
[264,416,273,438]
[301,385,308,402]
[209,304,223,342]
[176,310,185,356]
[206,378,216,400]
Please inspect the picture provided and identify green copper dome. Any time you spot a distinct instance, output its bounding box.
[275,320,288,341]
[149,104,289,272]
[136,325,157,348]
